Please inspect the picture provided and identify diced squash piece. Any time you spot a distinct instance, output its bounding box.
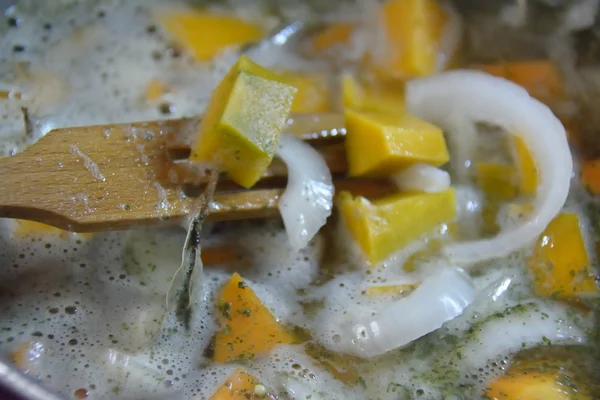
[10,341,44,373]
[478,61,564,105]
[209,368,265,400]
[486,359,592,400]
[512,135,538,196]
[375,0,448,78]
[202,244,243,266]
[189,56,297,188]
[476,162,519,234]
[279,72,331,113]
[344,109,449,177]
[487,370,582,400]
[476,163,519,201]
[213,273,294,363]
[529,213,598,301]
[157,10,264,61]
[13,220,93,240]
[339,189,456,264]
[311,22,354,53]
[144,79,169,103]
[366,283,417,296]
[342,74,405,115]
[581,159,600,194]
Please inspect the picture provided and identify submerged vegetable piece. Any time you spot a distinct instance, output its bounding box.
[375,0,447,78]
[189,56,297,188]
[513,135,538,196]
[529,213,598,301]
[342,74,405,115]
[366,283,417,296]
[580,159,600,194]
[144,78,169,103]
[486,359,592,400]
[476,163,519,233]
[345,109,449,177]
[279,71,331,113]
[10,341,44,373]
[339,189,456,264]
[157,10,263,61]
[209,368,263,400]
[13,220,93,240]
[213,273,294,363]
[478,61,564,105]
[476,163,519,201]
[311,22,354,53]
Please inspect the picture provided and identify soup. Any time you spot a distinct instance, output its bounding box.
[0,0,598,399]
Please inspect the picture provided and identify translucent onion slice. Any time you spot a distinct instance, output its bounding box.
[392,163,450,193]
[337,268,475,358]
[406,70,573,264]
[277,134,334,251]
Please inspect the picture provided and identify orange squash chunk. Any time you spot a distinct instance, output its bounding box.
[209,368,265,400]
[311,22,354,53]
[375,0,448,78]
[478,61,564,105]
[213,273,294,363]
[157,10,264,62]
[486,359,592,400]
[581,159,600,194]
[529,213,598,301]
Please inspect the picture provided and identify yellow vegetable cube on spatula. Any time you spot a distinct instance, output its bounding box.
[190,56,298,188]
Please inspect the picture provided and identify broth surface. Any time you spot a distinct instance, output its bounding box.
[0,1,598,399]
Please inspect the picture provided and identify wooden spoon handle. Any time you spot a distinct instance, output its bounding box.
[0,113,355,232]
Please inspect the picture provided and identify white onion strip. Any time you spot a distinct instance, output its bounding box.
[276,134,334,251]
[406,70,573,264]
[393,163,450,193]
[339,268,475,358]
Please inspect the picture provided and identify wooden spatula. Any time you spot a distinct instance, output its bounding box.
[0,113,395,232]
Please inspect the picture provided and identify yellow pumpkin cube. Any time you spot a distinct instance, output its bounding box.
[339,189,456,264]
[213,273,294,363]
[529,213,598,301]
[486,358,592,400]
[311,22,354,54]
[13,220,93,240]
[365,283,417,296]
[475,163,519,201]
[487,371,583,400]
[344,109,449,177]
[190,56,297,188]
[375,0,448,78]
[279,71,331,113]
[512,135,538,196]
[209,368,264,400]
[341,74,405,115]
[157,10,264,61]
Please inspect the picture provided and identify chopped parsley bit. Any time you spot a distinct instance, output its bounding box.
[237,308,252,317]
[356,376,367,388]
[237,281,247,289]
[218,302,232,319]
[542,336,552,345]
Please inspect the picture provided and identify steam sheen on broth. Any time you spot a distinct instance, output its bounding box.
[0,1,598,399]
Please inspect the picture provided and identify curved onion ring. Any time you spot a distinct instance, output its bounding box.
[333,268,475,358]
[277,134,334,251]
[406,70,572,264]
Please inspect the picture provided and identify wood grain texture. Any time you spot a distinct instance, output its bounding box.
[0,113,394,232]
